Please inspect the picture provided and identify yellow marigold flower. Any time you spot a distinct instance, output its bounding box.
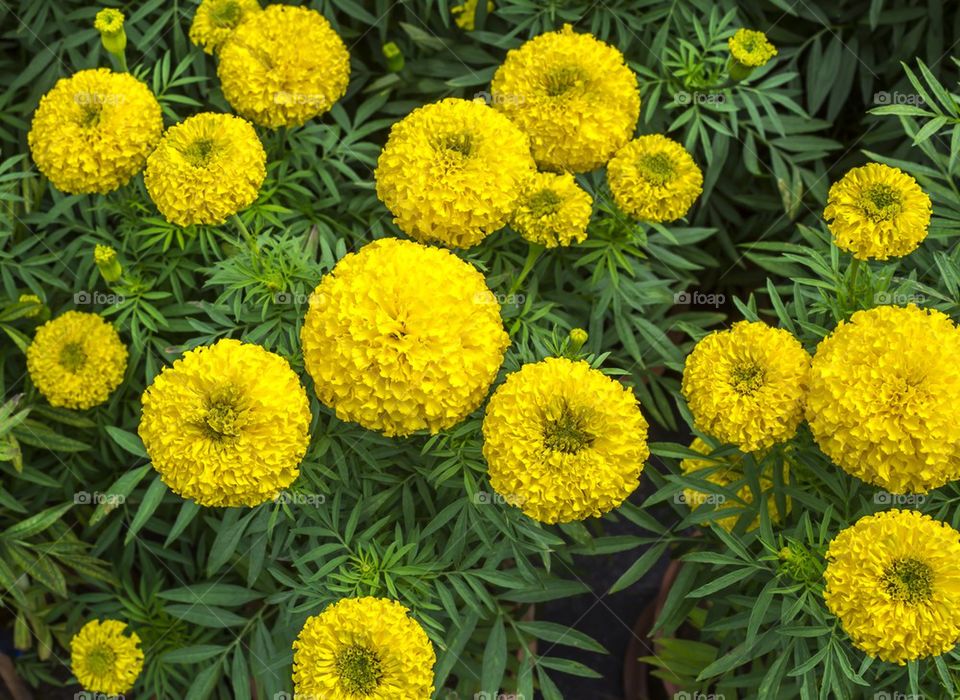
[806,305,960,494]
[482,357,649,524]
[511,171,592,248]
[218,5,350,128]
[728,29,778,68]
[491,24,640,173]
[94,8,126,57]
[293,597,436,699]
[301,238,509,437]
[823,163,932,261]
[27,311,127,410]
[607,134,703,223]
[70,619,143,695]
[452,0,493,30]
[139,339,310,507]
[28,68,162,195]
[189,0,262,55]
[375,98,535,248]
[682,321,811,452]
[824,509,960,664]
[679,438,789,532]
[144,112,266,226]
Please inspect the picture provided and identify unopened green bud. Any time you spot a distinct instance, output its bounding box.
[94,244,123,283]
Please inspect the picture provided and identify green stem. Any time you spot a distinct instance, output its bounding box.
[508,244,543,296]
[847,257,862,299]
[114,50,128,73]
[233,214,257,251]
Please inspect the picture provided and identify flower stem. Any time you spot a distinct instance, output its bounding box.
[508,243,543,296]
[233,213,256,251]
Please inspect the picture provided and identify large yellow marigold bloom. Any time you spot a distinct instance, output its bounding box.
[218,5,350,128]
[28,68,162,195]
[144,112,266,226]
[139,339,311,507]
[806,305,960,494]
[482,357,649,524]
[823,163,932,260]
[679,438,789,532]
[682,321,811,453]
[728,29,778,68]
[824,509,960,664]
[375,98,535,248]
[511,171,592,248]
[301,238,509,437]
[607,134,703,223]
[189,0,262,55]
[293,597,436,699]
[27,311,127,410]
[490,24,640,173]
[70,619,143,696]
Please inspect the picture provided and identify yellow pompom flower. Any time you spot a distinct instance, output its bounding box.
[293,597,436,699]
[301,238,509,437]
[451,0,493,30]
[144,112,266,226]
[138,339,311,507]
[823,163,932,260]
[375,98,535,248]
[482,357,649,524]
[27,311,127,410]
[189,0,262,55]
[607,134,703,223]
[728,29,778,68]
[70,619,143,696]
[806,305,960,494]
[679,438,789,532]
[682,321,811,453]
[28,68,162,195]
[491,24,640,173]
[218,4,350,128]
[824,509,960,664]
[510,171,592,248]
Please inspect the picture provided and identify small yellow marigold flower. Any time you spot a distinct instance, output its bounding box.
[28,68,162,195]
[301,238,509,437]
[27,311,127,410]
[806,304,960,494]
[293,597,436,699]
[482,357,649,524]
[94,244,122,283]
[375,98,535,248]
[682,321,811,452]
[94,8,126,56]
[139,338,311,507]
[728,29,778,69]
[824,509,960,664]
[511,171,592,248]
[823,163,932,260]
[607,134,703,223]
[189,0,262,55]
[679,437,789,532]
[218,5,350,128]
[18,294,42,318]
[70,619,143,696]
[144,112,266,226]
[451,0,494,31]
[491,24,640,173]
